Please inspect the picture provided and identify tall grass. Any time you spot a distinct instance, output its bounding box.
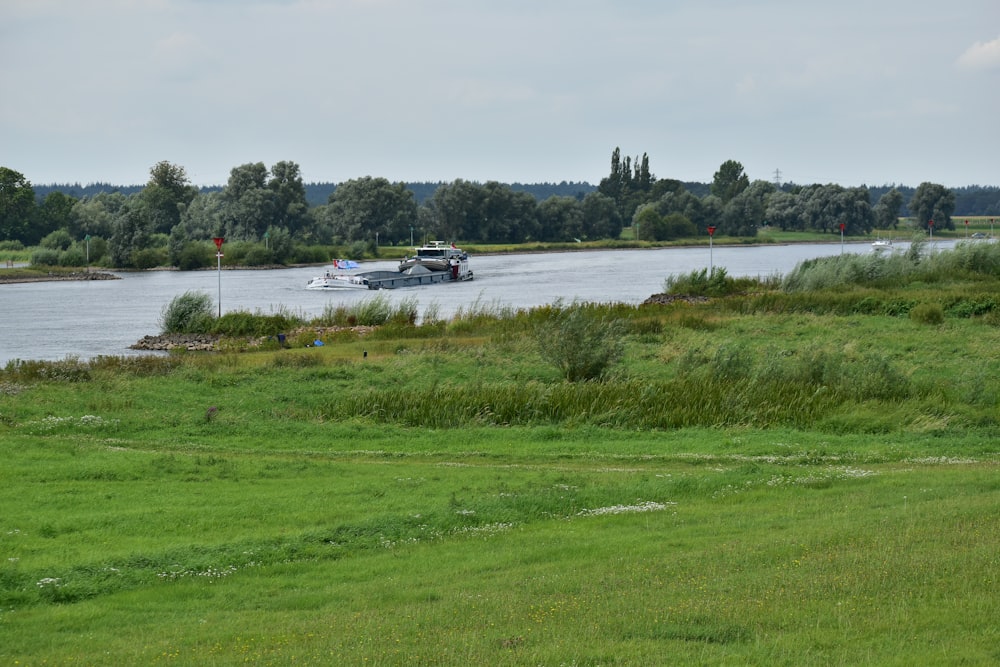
[317,344,917,430]
[782,238,1000,291]
[316,293,418,327]
[664,267,780,296]
[159,290,214,333]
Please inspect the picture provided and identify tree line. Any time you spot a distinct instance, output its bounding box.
[1,153,997,270]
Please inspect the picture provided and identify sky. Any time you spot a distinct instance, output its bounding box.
[2,0,998,189]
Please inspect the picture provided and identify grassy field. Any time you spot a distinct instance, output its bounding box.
[2,245,1000,665]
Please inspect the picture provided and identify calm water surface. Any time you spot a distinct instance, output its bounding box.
[0,241,943,364]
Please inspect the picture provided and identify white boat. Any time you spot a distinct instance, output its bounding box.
[871,237,893,252]
[305,260,369,289]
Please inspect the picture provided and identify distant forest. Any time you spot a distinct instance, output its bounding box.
[31,180,1000,218]
[5,148,1000,272]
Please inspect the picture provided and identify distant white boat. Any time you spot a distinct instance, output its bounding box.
[871,238,893,252]
[305,260,369,289]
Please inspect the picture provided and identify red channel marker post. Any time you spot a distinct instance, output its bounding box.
[213,237,225,317]
[707,226,716,275]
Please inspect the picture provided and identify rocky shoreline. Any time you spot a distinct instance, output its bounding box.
[0,271,119,284]
[130,326,378,352]
[642,294,710,305]
[130,333,224,352]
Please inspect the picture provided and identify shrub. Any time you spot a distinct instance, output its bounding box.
[59,247,86,267]
[534,301,624,382]
[40,230,74,251]
[292,245,332,264]
[663,267,756,297]
[132,248,167,270]
[176,242,214,271]
[160,291,215,334]
[243,247,274,266]
[348,241,367,260]
[30,248,61,267]
[910,302,944,325]
[209,307,304,337]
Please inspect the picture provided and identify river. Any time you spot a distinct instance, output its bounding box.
[0,240,948,364]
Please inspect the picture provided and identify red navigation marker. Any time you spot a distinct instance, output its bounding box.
[707,226,716,237]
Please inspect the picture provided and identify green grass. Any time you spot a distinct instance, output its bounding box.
[3,251,1000,664]
[1,427,996,665]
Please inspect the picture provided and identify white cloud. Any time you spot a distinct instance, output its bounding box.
[957,35,1000,70]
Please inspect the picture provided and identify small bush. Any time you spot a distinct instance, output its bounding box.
[30,248,61,267]
[176,243,214,271]
[534,301,624,382]
[663,267,757,297]
[243,247,274,266]
[40,230,74,251]
[291,245,332,264]
[59,247,86,267]
[910,303,944,325]
[160,291,215,334]
[210,308,305,338]
[132,248,167,270]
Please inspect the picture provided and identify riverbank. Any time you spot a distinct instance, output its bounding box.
[130,325,378,352]
[0,270,118,284]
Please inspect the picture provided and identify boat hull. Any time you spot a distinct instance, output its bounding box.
[305,275,369,289]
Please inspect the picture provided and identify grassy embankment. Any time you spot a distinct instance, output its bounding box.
[2,240,999,665]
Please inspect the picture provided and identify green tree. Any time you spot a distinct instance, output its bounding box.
[71,192,125,240]
[108,197,152,268]
[40,229,74,251]
[654,189,706,234]
[909,182,955,231]
[33,191,78,245]
[268,160,309,235]
[537,196,584,242]
[426,179,484,242]
[633,204,664,241]
[327,177,418,245]
[711,160,750,204]
[719,180,768,236]
[580,192,622,240]
[220,163,277,241]
[0,167,36,242]
[873,188,904,229]
[475,182,538,243]
[142,161,198,234]
[764,190,802,231]
[800,184,874,234]
[598,147,648,221]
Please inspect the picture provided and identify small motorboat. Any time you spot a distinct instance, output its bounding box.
[305,260,369,289]
[871,237,893,252]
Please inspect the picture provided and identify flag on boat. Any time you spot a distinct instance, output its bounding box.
[333,259,360,270]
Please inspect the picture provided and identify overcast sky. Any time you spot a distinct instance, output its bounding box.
[2,1,998,189]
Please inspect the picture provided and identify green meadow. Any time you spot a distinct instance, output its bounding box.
[2,242,1000,665]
